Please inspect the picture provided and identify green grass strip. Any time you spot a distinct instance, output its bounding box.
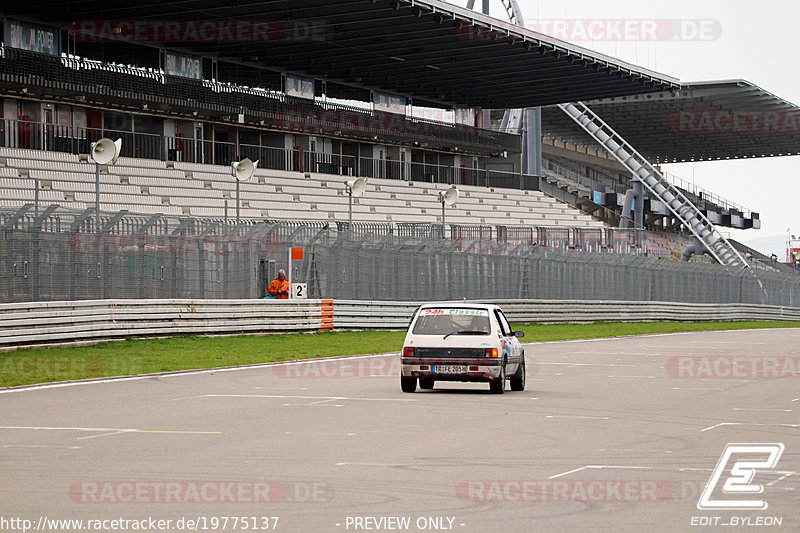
[0,321,796,388]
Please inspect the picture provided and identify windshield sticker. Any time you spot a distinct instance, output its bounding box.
[420,309,489,317]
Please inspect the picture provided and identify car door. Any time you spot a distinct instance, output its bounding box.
[493,309,521,373]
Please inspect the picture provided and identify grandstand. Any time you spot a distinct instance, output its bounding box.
[0,0,798,304]
[0,145,606,227]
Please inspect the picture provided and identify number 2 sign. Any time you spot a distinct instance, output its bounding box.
[292,283,307,299]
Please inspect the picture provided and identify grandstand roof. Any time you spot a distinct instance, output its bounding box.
[541,80,800,163]
[15,0,679,108]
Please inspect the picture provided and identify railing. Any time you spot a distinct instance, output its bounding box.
[0,115,757,227]
[0,48,519,153]
[0,299,331,348]
[543,157,628,196]
[663,171,750,217]
[1,120,163,160]
[1,298,798,349]
[543,155,752,219]
[0,117,528,188]
[333,299,800,329]
[543,157,752,218]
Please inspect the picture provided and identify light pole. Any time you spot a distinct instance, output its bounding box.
[89,138,122,231]
[438,185,458,239]
[346,177,367,233]
[33,175,39,219]
[231,158,258,224]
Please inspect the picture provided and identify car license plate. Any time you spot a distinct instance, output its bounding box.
[433,365,467,374]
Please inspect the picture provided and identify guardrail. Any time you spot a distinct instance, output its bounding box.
[333,299,800,329]
[1,298,797,349]
[0,299,331,348]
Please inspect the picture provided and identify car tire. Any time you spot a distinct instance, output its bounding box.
[419,378,435,390]
[510,357,526,391]
[401,376,417,393]
[489,364,505,394]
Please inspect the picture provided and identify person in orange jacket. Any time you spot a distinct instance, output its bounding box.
[268,269,290,299]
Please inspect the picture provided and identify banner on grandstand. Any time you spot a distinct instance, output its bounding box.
[285,74,315,100]
[3,18,60,57]
[164,50,202,80]
[373,91,406,115]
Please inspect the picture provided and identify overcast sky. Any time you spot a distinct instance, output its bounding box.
[458,0,799,257]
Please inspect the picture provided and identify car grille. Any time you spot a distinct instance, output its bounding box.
[414,347,485,358]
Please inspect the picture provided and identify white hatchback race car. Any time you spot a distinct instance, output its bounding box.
[400,303,526,394]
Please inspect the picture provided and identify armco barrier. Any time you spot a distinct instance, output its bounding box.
[332,299,800,329]
[1,299,798,349]
[0,299,330,348]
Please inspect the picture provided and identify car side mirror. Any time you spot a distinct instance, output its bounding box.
[513,331,525,338]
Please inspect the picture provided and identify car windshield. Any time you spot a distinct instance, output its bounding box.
[411,308,490,335]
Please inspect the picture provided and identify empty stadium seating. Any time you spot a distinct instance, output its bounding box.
[0,147,607,228]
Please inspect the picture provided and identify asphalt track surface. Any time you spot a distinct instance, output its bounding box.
[0,328,798,533]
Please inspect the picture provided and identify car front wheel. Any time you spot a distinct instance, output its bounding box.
[510,358,526,391]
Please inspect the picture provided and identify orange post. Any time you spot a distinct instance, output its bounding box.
[320,299,334,331]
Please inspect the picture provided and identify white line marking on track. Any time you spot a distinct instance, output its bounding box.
[76,430,132,440]
[608,375,654,379]
[766,472,794,487]
[701,422,800,432]
[205,394,415,402]
[538,362,637,367]
[0,425,222,435]
[732,408,792,412]
[552,465,796,485]
[598,449,673,454]
[4,328,796,394]
[548,465,655,480]
[0,353,399,394]
[672,387,724,390]
[254,387,310,391]
[335,462,411,467]
[0,444,82,449]
[548,467,586,479]
[522,328,800,350]
[545,415,609,420]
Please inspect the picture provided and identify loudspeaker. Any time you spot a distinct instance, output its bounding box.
[232,158,259,181]
[346,177,367,197]
[440,186,459,206]
[90,138,122,165]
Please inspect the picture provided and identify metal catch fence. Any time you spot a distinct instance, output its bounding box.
[2,206,799,306]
